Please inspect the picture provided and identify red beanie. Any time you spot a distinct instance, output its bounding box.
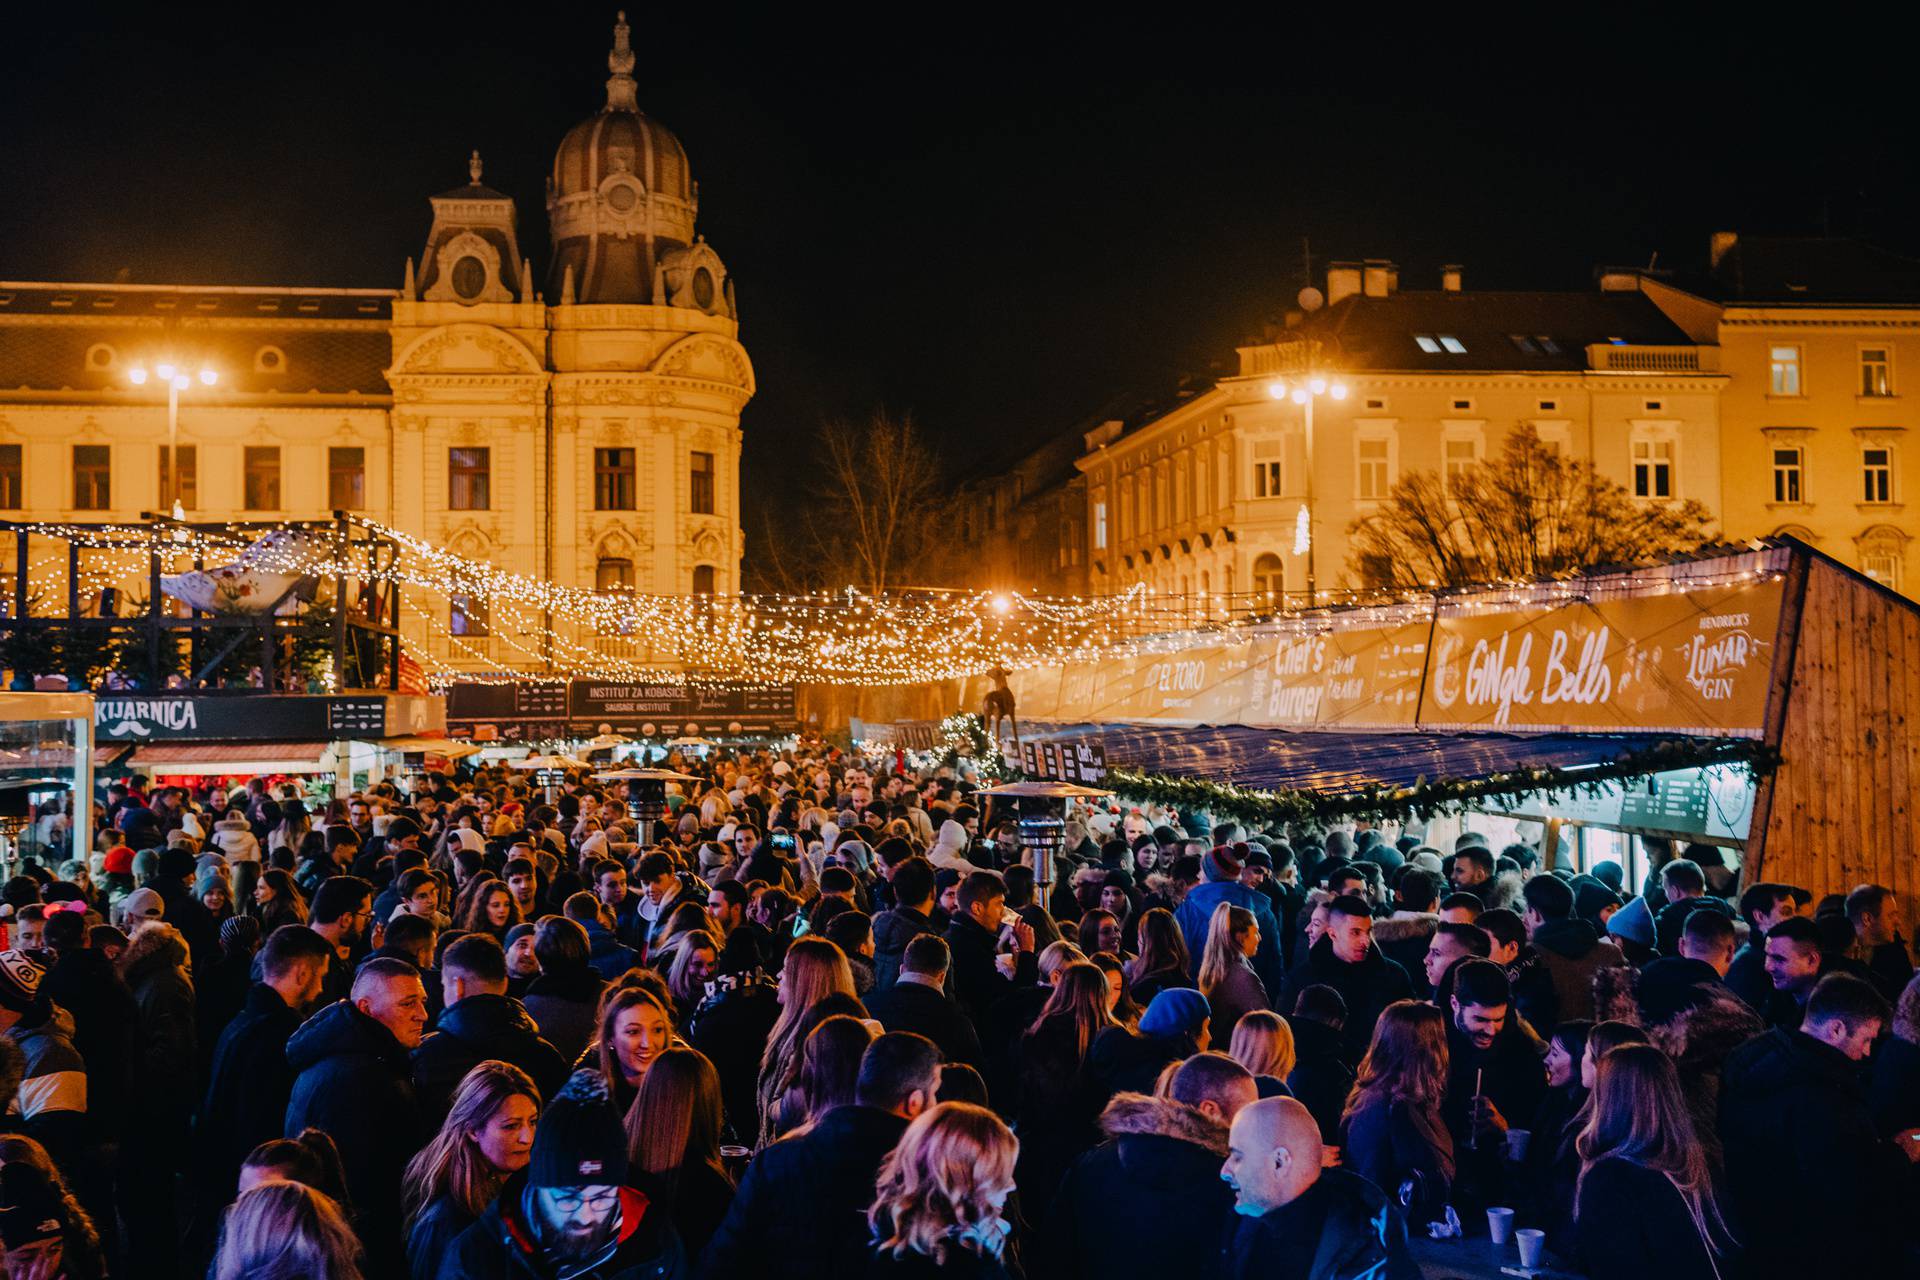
[103,846,135,876]
[1205,845,1242,882]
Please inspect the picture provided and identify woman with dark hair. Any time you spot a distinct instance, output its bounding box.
[1576,1044,1732,1278]
[1123,908,1191,1008]
[456,879,521,948]
[1533,1020,1650,1249]
[238,1128,351,1209]
[1088,951,1142,1030]
[249,867,308,936]
[521,918,604,1066]
[623,1046,736,1257]
[1340,1000,1455,1225]
[1076,910,1122,961]
[400,1062,539,1280]
[789,1014,876,1133]
[596,986,676,1116]
[1012,962,1119,1219]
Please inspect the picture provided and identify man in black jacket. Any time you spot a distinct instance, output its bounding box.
[701,1032,940,1280]
[39,910,137,1140]
[1045,1053,1255,1280]
[412,934,568,1124]
[860,934,981,1067]
[1727,882,1801,1010]
[1439,959,1544,1213]
[1720,973,1914,1275]
[870,856,942,992]
[943,871,1035,1025]
[1277,895,1412,1064]
[285,957,429,1275]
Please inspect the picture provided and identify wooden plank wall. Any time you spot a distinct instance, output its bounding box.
[1753,558,1920,924]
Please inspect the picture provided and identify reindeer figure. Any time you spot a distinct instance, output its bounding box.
[982,665,1020,754]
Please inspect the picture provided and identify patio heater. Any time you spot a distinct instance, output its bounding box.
[973,779,1114,889]
[512,754,586,806]
[594,767,697,849]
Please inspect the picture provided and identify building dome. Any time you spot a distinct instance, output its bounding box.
[547,12,701,304]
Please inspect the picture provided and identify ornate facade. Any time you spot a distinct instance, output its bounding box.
[0,13,752,676]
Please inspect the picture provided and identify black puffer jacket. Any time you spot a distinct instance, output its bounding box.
[1286,1017,1356,1145]
[871,904,941,991]
[411,992,569,1123]
[197,983,303,1195]
[436,1174,686,1280]
[1226,1168,1417,1280]
[1277,936,1413,1064]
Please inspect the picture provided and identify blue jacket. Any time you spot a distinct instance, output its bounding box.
[1174,880,1285,994]
[583,920,641,980]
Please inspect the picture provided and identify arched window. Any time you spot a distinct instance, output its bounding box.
[596,558,634,593]
[692,564,716,595]
[1252,553,1285,605]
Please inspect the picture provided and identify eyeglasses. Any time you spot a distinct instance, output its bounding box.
[545,1186,620,1214]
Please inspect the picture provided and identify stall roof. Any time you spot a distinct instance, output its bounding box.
[94,742,335,776]
[381,735,481,760]
[1024,722,1690,796]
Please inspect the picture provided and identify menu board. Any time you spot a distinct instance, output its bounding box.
[1018,737,1107,783]
[1419,579,1784,735]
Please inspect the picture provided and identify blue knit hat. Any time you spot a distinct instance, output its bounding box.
[1139,987,1210,1038]
[1606,895,1656,948]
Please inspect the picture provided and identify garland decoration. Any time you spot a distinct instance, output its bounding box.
[939,712,1011,781]
[1102,737,1780,827]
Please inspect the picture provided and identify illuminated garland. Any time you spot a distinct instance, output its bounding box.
[939,712,1011,780]
[1102,738,1781,826]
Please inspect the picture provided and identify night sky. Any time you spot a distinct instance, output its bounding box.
[5,6,1915,529]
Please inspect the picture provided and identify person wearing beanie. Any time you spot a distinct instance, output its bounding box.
[1173,844,1284,997]
[437,1070,685,1280]
[145,845,221,979]
[1090,987,1213,1097]
[1605,895,1658,966]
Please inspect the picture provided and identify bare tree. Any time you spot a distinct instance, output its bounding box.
[751,410,959,593]
[1347,422,1716,589]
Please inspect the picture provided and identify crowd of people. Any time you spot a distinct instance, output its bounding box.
[0,745,1915,1279]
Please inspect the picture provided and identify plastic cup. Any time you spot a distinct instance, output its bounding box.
[1504,1127,1531,1162]
[1516,1228,1546,1268]
[1487,1206,1515,1245]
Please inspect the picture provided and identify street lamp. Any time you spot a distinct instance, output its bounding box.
[1265,372,1348,604]
[128,358,218,516]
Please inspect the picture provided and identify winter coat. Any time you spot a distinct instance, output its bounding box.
[1724,940,1770,1011]
[1277,935,1414,1065]
[197,983,303,1195]
[943,914,1034,1027]
[521,966,606,1067]
[583,920,641,981]
[121,925,197,1136]
[1340,1093,1454,1224]
[1204,958,1269,1043]
[406,1196,474,1280]
[700,1105,910,1280]
[652,1160,735,1259]
[1087,1025,1190,1100]
[1286,1018,1356,1145]
[1864,936,1914,1002]
[1372,912,1437,999]
[928,821,983,876]
[1174,880,1286,994]
[1574,1156,1725,1280]
[865,1242,1014,1280]
[148,875,221,976]
[1041,1092,1237,1280]
[1441,1015,1545,1158]
[871,904,942,991]
[861,977,983,1067]
[285,999,425,1270]
[436,1174,686,1280]
[1529,916,1627,1024]
[1719,1026,1909,1274]
[1226,1167,1417,1280]
[411,992,569,1123]
[38,947,136,1136]
[1870,1032,1920,1138]
[687,982,780,1146]
[212,817,261,862]
[1653,895,1734,960]
[8,1002,88,1167]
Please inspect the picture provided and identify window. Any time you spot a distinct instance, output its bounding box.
[1771,447,1804,504]
[1439,336,1467,354]
[691,565,716,595]
[1862,347,1892,397]
[1414,335,1442,354]
[449,447,490,510]
[1253,441,1283,498]
[1535,336,1562,354]
[85,343,116,370]
[1863,551,1902,590]
[1251,553,1285,602]
[254,346,285,374]
[690,451,715,515]
[1357,437,1391,500]
[596,558,634,593]
[328,447,365,510]
[1633,437,1675,499]
[450,593,489,636]
[1510,335,1539,354]
[1863,446,1894,503]
[1450,398,1474,412]
[158,445,198,510]
[1537,399,1558,413]
[1364,397,1387,411]
[0,444,19,508]
[594,448,635,510]
[1644,400,1663,413]
[1443,436,1480,491]
[73,445,110,510]
[1770,345,1802,396]
[1414,334,1466,354]
[243,446,281,510]
[1153,469,1168,528]
[1093,499,1108,549]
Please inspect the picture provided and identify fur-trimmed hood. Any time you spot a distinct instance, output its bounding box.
[118,921,190,986]
[1097,1091,1230,1156]
[1372,912,1438,945]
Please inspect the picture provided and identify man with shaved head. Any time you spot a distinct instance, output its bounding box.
[1222,1097,1416,1279]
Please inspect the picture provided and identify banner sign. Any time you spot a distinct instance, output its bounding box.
[95,694,445,742]
[1018,737,1107,783]
[444,680,798,740]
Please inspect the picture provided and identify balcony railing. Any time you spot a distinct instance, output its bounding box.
[1586,344,1719,373]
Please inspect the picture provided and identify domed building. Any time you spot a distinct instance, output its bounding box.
[0,11,752,680]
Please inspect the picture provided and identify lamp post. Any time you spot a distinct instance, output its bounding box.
[128,359,218,516]
[1266,372,1347,605]
[595,767,697,849]
[974,779,1115,889]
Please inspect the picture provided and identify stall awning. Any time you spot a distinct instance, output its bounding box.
[379,735,481,760]
[1024,722,1685,796]
[97,742,336,777]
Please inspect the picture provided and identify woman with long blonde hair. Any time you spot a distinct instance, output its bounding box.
[1339,1000,1453,1224]
[1228,1009,1296,1095]
[213,1180,364,1280]
[754,936,857,1148]
[868,1102,1019,1277]
[400,1062,539,1280]
[1196,902,1269,1043]
[1575,1043,1731,1278]
[623,1047,735,1257]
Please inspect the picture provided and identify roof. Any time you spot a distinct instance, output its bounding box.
[1704,236,1920,306]
[1308,288,1697,374]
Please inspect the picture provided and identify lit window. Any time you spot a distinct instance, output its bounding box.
[1861,348,1892,397]
[243,446,281,510]
[1438,336,1467,354]
[329,447,365,510]
[1770,345,1802,396]
[1863,549,1903,590]
[1093,499,1108,549]
[1633,437,1675,499]
[450,593,489,636]
[1863,446,1894,503]
[692,565,716,595]
[449,447,490,510]
[690,451,715,515]
[1356,438,1390,500]
[1253,441,1282,498]
[1443,437,1479,490]
[595,448,635,510]
[1251,553,1285,602]
[1538,399,1558,412]
[160,445,199,511]
[1771,447,1803,504]
[1414,335,1443,354]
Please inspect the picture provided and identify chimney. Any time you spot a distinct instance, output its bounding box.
[1709,231,1738,270]
[1326,261,1362,306]
[1440,264,1463,292]
[1361,259,1395,297]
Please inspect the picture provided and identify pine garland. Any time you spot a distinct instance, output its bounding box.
[939,711,1011,780]
[1103,737,1780,826]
